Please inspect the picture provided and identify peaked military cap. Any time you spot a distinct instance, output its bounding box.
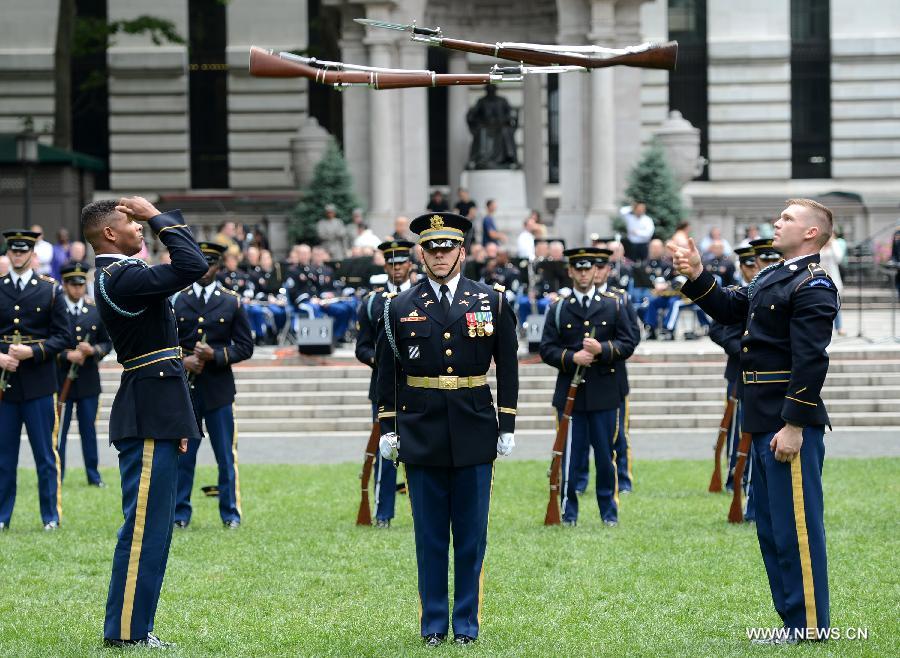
[411,212,471,248]
[378,239,415,263]
[749,237,781,261]
[734,245,757,266]
[3,229,40,252]
[61,260,90,284]
[563,247,607,269]
[198,241,228,265]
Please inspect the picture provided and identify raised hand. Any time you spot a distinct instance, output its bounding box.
[667,237,703,280]
[115,196,161,222]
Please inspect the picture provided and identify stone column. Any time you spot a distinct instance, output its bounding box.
[364,39,397,230]
[338,11,371,208]
[584,0,617,238]
[613,0,648,199]
[447,52,470,199]
[523,73,545,214]
[398,41,429,222]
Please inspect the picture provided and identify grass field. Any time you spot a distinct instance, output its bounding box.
[0,458,897,657]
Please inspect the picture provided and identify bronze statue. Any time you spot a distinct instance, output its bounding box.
[466,86,519,170]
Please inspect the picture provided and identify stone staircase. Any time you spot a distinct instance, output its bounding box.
[55,342,900,441]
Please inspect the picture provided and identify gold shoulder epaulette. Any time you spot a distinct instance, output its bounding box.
[218,284,240,298]
[383,291,398,298]
[602,291,616,298]
[493,283,506,293]
[38,274,57,284]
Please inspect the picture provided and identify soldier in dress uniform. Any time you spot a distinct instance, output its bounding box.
[539,248,638,526]
[0,229,70,531]
[216,251,254,299]
[174,242,254,529]
[83,197,208,648]
[709,246,759,521]
[750,237,782,268]
[355,239,414,528]
[57,260,112,487]
[375,212,518,646]
[671,199,838,643]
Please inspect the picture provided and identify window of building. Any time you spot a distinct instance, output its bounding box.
[72,0,110,190]
[791,0,831,179]
[668,0,708,180]
[307,0,343,145]
[547,75,559,184]
[427,48,449,186]
[188,0,228,188]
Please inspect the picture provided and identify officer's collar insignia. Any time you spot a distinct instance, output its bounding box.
[409,309,419,317]
[424,299,434,307]
[420,291,429,298]
[430,215,444,230]
[458,299,468,305]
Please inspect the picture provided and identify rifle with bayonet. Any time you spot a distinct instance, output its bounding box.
[708,381,737,493]
[356,19,678,71]
[249,46,585,89]
[188,332,207,387]
[56,332,92,422]
[0,334,22,405]
[545,327,595,526]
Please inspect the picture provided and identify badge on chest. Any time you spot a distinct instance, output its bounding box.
[466,312,494,337]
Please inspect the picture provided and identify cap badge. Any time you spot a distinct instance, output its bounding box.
[430,215,444,230]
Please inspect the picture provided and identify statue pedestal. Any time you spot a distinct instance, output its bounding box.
[459,169,530,237]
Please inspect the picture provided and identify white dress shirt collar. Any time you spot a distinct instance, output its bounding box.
[193,281,218,302]
[64,296,84,315]
[388,279,412,294]
[10,269,34,287]
[573,286,596,307]
[428,272,461,300]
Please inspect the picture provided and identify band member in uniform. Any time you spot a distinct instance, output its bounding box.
[355,240,414,528]
[57,261,112,487]
[375,212,518,646]
[83,197,208,648]
[174,242,254,529]
[0,229,70,531]
[540,248,637,526]
[670,199,839,643]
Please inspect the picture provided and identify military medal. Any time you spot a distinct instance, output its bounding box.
[483,311,494,336]
[475,312,485,336]
[466,312,477,337]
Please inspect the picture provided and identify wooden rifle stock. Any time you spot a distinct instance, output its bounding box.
[438,38,678,71]
[545,328,594,525]
[708,391,737,492]
[356,421,380,525]
[728,432,752,523]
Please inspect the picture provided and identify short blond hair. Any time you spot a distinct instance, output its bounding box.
[786,198,833,246]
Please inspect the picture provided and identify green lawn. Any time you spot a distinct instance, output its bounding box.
[0,459,897,657]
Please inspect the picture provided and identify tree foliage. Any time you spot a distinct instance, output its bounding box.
[620,140,684,239]
[290,141,361,245]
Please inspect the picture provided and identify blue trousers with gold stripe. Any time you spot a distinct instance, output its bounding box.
[613,398,633,491]
[752,427,829,634]
[175,403,241,525]
[370,404,397,522]
[59,396,103,485]
[561,409,618,524]
[104,438,178,641]
[406,463,493,638]
[0,395,61,526]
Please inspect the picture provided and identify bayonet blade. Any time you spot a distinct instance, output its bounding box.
[354,18,414,32]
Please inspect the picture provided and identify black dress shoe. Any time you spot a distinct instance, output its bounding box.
[223,520,240,530]
[173,520,189,529]
[423,633,446,647]
[454,634,476,645]
[374,519,391,529]
[103,633,174,648]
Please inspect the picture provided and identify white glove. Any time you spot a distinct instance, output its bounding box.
[497,432,515,457]
[379,433,399,460]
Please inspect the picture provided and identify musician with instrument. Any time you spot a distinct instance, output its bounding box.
[355,240,414,528]
[174,241,254,529]
[539,247,637,527]
[56,260,112,488]
[375,212,518,646]
[0,229,71,531]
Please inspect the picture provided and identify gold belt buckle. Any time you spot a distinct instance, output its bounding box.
[439,375,458,390]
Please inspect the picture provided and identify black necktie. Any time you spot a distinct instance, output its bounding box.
[582,295,589,312]
[439,284,451,316]
[16,279,24,294]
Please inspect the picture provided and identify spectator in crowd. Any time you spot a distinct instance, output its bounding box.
[68,240,87,263]
[317,203,348,259]
[482,199,506,246]
[620,202,654,262]
[243,245,261,272]
[389,215,416,243]
[548,240,565,262]
[516,213,538,260]
[426,189,449,212]
[30,224,54,274]
[738,224,760,247]
[215,220,242,255]
[819,233,846,335]
[353,222,382,251]
[454,187,477,219]
[50,227,70,279]
[702,239,736,285]
[346,208,365,247]
[670,221,692,249]
[700,226,733,257]
[463,242,488,281]
[533,237,550,261]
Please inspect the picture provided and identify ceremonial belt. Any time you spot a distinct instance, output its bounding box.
[742,370,791,384]
[122,347,183,372]
[407,374,488,390]
[2,335,42,344]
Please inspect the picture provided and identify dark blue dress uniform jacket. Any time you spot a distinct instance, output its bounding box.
[94,211,209,441]
[57,299,112,399]
[681,254,839,432]
[0,274,71,401]
[356,287,388,402]
[540,291,638,412]
[174,284,254,411]
[708,316,742,392]
[608,286,640,398]
[376,277,519,468]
